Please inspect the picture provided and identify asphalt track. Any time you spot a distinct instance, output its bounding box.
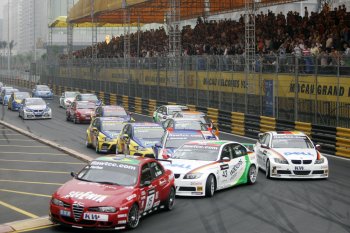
[0,96,350,233]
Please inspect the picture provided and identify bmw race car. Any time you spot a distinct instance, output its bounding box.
[116,123,164,158]
[8,92,31,111]
[155,129,217,159]
[153,105,189,123]
[86,117,126,153]
[32,85,53,99]
[18,98,52,119]
[162,118,212,132]
[161,140,258,197]
[93,105,134,122]
[254,131,329,179]
[59,91,80,109]
[50,155,175,230]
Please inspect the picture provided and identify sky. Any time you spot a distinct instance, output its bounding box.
[0,0,7,19]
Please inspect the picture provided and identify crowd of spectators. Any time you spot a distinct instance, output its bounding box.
[69,3,350,72]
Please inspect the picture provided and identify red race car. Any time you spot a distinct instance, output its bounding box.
[66,101,96,124]
[50,155,175,230]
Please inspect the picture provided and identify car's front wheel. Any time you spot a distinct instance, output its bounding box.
[266,160,271,179]
[247,165,257,184]
[86,135,92,148]
[127,204,140,229]
[205,174,216,197]
[164,187,175,211]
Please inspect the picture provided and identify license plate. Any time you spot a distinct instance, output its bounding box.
[83,213,108,222]
[294,166,304,171]
[60,210,71,217]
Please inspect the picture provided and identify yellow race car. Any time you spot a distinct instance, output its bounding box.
[8,92,31,111]
[86,117,126,153]
[116,122,164,158]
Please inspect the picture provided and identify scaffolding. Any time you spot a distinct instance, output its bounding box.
[91,0,98,60]
[244,0,257,114]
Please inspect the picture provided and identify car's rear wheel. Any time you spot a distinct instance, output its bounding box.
[164,187,175,211]
[247,165,257,184]
[205,174,216,197]
[127,204,140,229]
[266,160,271,179]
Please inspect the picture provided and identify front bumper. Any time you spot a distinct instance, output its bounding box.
[174,174,206,196]
[269,161,329,179]
[34,93,53,99]
[98,141,117,153]
[77,115,92,123]
[23,111,52,119]
[131,148,156,158]
[50,204,128,230]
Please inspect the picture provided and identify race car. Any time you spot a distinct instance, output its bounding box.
[32,85,53,99]
[18,98,52,119]
[254,131,329,179]
[116,123,164,158]
[8,92,31,111]
[93,105,134,122]
[153,105,189,123]
[1,88,19,106]
[155,129,217,159]
[75,93,102,106]
[50,155,175,230]
[66,101,96,124]
[172,111,219,136]
[59,91,80,109]
[162,118,211,132]
[161,140,257,197]
[86,117,126,153]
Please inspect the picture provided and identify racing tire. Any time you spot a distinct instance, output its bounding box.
[205,174,216,197]
[86,135,92,148]
[95,143,100,154]
[164,187,176,211]
[266,160,271,179]
[247,165,257,184]
[126,204,140,229]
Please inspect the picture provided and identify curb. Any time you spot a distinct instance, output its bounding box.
[0,120,93,163]
[0,121,94,232]
[0,216,52,233]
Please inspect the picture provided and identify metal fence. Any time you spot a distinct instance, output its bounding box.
[28,54,350,128]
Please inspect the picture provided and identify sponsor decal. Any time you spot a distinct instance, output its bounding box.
[183,145,219,150]
[91,161,137,170]
[126,194,136,201]
[118,220,127,224]
[117,214,127,218]
[168,163,192,170]
[220,164,229,170]
[153,200,160,207]
[230,160,243,176]
[284,152,313,156]
[62,191,108,203]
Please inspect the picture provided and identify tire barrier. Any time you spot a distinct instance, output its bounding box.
[2,78,349,158]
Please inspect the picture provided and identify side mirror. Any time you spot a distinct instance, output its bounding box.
[315,144,321,151]
[122,134,130,143]
[92,127,99,134]
[162,115,167,119]
[70,171,76,177]
[261,144,270,149]
[221,157,231,162]
[142,180,151,187]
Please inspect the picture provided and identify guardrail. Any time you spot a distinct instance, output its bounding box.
[1,76,349,159]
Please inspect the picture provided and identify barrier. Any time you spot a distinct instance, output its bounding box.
[135,97,142,114]
[336,127,350,158]
[245,114,260,139]
[260,116,276,133]
[295,121,311,136]
[231,112,245,136]
[149,100,156,117]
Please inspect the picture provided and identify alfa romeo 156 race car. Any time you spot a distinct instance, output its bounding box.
[50,156,175,230]
[161,140,257,197]
[59,91,80,109]
[254,131,329,179]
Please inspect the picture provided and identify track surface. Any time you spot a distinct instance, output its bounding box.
[0,96,349,233]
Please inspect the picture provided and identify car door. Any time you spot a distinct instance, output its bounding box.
[149,162,167,208]
[256,133,271,169]
[139,163,156,213]
[229,143,249,186]
[217,144,233,189]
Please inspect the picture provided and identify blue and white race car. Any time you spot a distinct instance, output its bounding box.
[18,98,52,120]
[254,131,329,179]
[32,85,53,99]
[161,140,258,197]
[155,129,217,159]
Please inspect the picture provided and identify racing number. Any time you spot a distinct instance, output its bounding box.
[144,189,155,211]
[222,170,228,178]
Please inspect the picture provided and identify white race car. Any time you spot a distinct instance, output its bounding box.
[59,91,80,109]
[254,131,328,179]
[18,98,52,120]
[153,105,189,123]
[161,140,258,197]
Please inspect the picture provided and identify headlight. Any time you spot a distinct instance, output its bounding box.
[52,198,64,207]
[104,137,114,142]
[274,158,289,164]
[44,107,51,112]
[314,158,325,164]
[24,108,32,112]
[88,206,117,213]
[184,173,203,179]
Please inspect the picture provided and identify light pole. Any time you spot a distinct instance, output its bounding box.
[7,0,10,74]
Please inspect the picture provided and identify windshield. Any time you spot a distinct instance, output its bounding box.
[165,134,203,148]
[37,86,50,91]
[175,121,207,131]
[182,114,211,124]
[173,144,219,161]
[81,95,98,101]
[66,92,78,98]
[104,108,127,117]
[272,136,314,149]
[168,106,189,115]
[77,102,96,109]
[5,89,18,95]
[15,93,30,100]
[134,127,163,139]
[101,121,124,131]
[26,99,45,105]
[77,161,138,186]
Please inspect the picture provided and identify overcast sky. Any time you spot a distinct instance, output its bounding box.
[0,0,7,19]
